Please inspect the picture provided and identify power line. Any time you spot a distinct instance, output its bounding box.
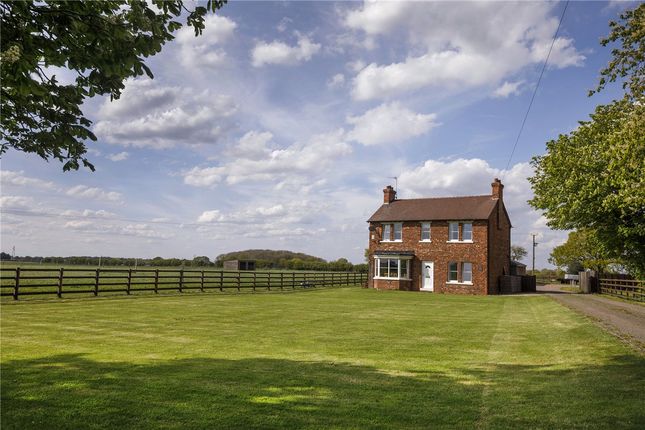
[503,0,570,174]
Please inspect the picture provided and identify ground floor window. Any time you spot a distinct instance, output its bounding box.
[374,256,411,279]
[448,261,473,284]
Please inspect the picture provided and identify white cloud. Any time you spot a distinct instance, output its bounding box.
[0,196,34,209]
[327,73,346,88]
[226,131,273,160]
[63,220,174,240]
[345,2,584,100]
[184,129,352,186]
[66,185,122,202]
[107,151,129,162]
[251,35,321,67]
[0,170,55,189]
[95,79,237,148]
[61,209,117,218]
[346,102,438,146]
[175,14,237,68]
[493,80,525,98]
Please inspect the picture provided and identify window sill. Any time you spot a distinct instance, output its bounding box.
[446,281,474,286]
[380,240,403,243]
[446,240,474,244]
[419,240,432,243]
[374,277,411,281]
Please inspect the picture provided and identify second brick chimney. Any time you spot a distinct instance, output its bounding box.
[383,185,396,204]
[491,178,504,200]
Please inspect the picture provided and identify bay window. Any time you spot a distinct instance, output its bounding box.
[374,255,411,279]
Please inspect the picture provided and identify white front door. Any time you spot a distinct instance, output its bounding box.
[421,261,434,291]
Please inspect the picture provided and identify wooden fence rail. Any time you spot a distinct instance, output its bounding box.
[0,267,368,300]
[599,278,644,302]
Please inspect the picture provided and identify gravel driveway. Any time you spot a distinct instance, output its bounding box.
[544,289,645,353]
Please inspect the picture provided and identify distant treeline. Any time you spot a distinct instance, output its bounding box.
[0,250,369,273]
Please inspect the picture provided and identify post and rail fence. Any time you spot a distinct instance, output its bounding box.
[0,267,368,301]
[598,276,644,302]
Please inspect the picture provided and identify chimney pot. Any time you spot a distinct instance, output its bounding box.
[383,185,396,204]
[491,178,504,200]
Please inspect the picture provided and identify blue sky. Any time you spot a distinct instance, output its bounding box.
[0,1,635,266]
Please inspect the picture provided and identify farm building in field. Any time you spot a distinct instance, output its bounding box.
[366,178,512,295]
[223,260,256,271]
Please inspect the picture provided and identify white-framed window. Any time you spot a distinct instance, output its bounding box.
[393,223,402,241]
[383,224,391,241]
[421,222,431,241]
[381,223,402,242]
[448,262,458,282]
[462,223,473,241]
[448,221,473,242]
[449,222,459,241]
[374,255,411,279]
[462,262,472,283]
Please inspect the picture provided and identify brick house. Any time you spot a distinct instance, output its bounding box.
[366,179,511,295]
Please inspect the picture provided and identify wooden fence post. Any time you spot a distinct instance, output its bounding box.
[237,272,240,292]
[280,272,284,291]
[94,268,99,296]
[179,269,184,293]
[154,269,159,294]
[267,272,271,291]
[127,269,132,295]
[219,270,224,292]
[292,272,295,289]
[200,270,205,292]
[57,267,64,298]
[253,272,256,292]
[13,267,20,300]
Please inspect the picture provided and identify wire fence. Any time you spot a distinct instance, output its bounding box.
[0,267,368,300]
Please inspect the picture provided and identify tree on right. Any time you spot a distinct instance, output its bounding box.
[529,4,645,277]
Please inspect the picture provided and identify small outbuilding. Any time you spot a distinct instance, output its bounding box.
[510,261,527,276]
[223,260,256,271]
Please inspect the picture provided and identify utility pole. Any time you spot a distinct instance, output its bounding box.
[531,234,538,275]
[11,245,15,260]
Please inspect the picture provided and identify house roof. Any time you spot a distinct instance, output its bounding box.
[367,195,499,222]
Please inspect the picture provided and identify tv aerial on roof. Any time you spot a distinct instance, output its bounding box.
[387,176,398,194]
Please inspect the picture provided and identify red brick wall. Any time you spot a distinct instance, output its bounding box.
[368,220,490,295]
[487,201,511,294]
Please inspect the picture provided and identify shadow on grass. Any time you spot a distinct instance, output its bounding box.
[1,354,644,429]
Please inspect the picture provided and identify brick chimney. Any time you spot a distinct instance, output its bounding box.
[383,185,396,204]
[491,178,504,200]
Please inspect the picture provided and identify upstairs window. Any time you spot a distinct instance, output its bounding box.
[449,222,459,241]
[383,224,391,241]
[448,222,473,242]
[393,223,402,241]
[421,222,431,241]
[462,223,473,241]
[381,223,403,242]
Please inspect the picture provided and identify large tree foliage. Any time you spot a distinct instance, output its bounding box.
[0,0,225,171]
[549,230,614,274]
[529,4,645,277]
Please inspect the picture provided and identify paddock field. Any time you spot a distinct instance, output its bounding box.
[1,288,643,429]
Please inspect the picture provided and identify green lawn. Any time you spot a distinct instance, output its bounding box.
[1,288,643,429]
